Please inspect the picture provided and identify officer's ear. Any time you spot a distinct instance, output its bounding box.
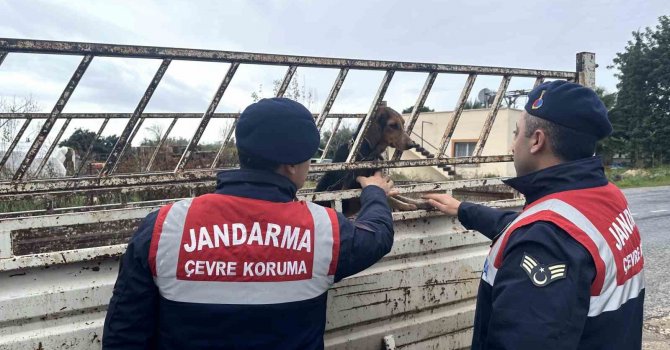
[529,128,549,155]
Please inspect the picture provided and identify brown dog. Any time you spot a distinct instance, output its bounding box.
[315,106,430,215]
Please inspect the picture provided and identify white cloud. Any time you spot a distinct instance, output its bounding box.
[1,0,669,145]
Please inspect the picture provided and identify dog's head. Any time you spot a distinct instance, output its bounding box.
[365,106,417,154]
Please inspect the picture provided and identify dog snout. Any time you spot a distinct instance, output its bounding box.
[396,133,417,151]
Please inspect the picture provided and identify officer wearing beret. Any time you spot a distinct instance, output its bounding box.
[103,98,397,349]
[425,81,644,350]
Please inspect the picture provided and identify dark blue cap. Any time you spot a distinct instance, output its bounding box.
[235,98,320,164]
[524,80,612,140]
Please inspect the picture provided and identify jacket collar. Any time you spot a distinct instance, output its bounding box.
[503,156,609,205]
[214,168,297,202]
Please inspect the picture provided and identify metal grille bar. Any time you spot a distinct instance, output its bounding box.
[99,59,171,176]
[12,54,93,180]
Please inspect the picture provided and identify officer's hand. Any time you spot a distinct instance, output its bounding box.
[421,193,461,216]
[356,171,398,196]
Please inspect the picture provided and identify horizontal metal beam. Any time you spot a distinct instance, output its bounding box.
[0,38,576,78]
[0,112,367,119]
[301,178,507,202]
[0,155,513,196]
[311,155,513,172]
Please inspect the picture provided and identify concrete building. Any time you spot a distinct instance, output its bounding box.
[389,108,522,181]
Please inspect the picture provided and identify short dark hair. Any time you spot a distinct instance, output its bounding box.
[238,150,280,171]
[524,113,597,161]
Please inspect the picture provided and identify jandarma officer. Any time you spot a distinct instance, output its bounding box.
[425,81,644,350]
[103,98,398,350]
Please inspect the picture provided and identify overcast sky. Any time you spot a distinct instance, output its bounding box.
[0,0,668,145]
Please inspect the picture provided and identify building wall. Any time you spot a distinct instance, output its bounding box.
[393,108,521,180]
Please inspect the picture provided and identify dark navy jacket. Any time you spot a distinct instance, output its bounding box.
[103,169,395,350]
[460,157,644,350]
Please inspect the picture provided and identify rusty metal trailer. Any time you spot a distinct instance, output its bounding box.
[0,38,596,349]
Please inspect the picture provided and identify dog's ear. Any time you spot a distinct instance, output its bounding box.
[364,107,390,148]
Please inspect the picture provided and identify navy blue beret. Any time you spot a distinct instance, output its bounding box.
[524,80,612,139]
[235,98,320,164]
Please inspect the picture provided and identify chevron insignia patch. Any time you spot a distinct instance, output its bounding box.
[520,253,568,287]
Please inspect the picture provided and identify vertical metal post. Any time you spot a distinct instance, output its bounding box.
[146,117,178,172]
[100,59,171,176]
[211,118,238,169]
[533,77,545,88]
[12,54,93,180]
[438,73,477,157]
[315,68,348,130]
[0,52,7,66]
[392,72,437,160]
[576,52,596,89]
[276,65,297,98]
[319,117,342,161]
[473,75,511,156]
[346,70,395,163]
[175,62,239,172]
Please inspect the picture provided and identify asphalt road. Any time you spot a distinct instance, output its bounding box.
[623,186,670,348]
[624,186,670,319]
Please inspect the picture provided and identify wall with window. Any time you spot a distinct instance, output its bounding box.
[393,108,521,180]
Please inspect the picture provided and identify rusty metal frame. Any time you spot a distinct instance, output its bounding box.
[73,118,111,176]
[175,62,239,172]
[0,38,588,211]
[210,118,237,169]
[0,118,32,170]
[12,54,93,180]
[275,65,297,97]
[0,38,576,78]
[473,75,512,156]
[0,112,367,120]
[316,68,348,130]
[438,73,477,157]
[346,70,395,163]
[0,155,513,201]
[320,117,342,161]
[392,72,438,161]
[100,59,171,176]
[145,117,177,172]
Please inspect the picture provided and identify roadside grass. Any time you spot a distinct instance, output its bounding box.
[607,166,670,189]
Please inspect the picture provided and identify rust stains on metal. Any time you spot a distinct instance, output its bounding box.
[393,71,438,160]
[438,73,477,157]
[100,58,171,176]
[0,112,368,120]
[12,54,94,181]
[0,38,576,78]
[319,117,342,162]
[473,75,512,156]
[0,118,32,170]
[316,68,348,131]
[275,65,297,98]
[346,70,395,163]
[175,62,239,172]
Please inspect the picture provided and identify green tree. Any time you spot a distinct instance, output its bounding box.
[594,87,621,162]
[59,128,119,161]
[319,126,354,159]
[609,15,670,167]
